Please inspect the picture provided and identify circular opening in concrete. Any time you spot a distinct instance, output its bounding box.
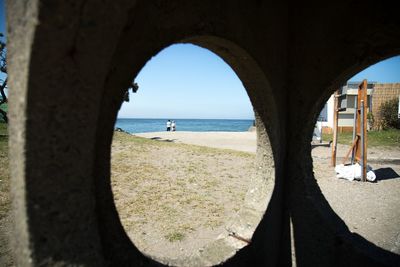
[311,56,400,257]
[110,42,275,266]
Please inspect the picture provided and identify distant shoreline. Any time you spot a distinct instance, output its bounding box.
[115,118,255,134]
[117,118,255,121]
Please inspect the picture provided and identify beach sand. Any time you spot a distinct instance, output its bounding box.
[134,131,257,153]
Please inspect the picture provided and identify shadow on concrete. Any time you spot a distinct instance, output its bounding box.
[223,156,289,266]
[374,167,400,181]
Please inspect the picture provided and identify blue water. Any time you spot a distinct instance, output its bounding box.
[115,118,254,133]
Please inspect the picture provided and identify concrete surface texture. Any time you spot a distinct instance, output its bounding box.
[5,0,400,266]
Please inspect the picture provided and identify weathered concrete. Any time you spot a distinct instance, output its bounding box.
[5,0,400,266]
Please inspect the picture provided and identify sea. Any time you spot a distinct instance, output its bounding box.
[115,118,254,134]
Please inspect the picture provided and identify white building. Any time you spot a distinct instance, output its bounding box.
[318,82,374,134]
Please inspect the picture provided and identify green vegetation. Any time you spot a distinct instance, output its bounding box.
[0,102,7,112]
[0,122,9,219]
[0,122,7,135]
[165,231,185,242]
[0,33,8,123]
[367,111,375,129]
[323,129,400,148]
[379,98,400,129]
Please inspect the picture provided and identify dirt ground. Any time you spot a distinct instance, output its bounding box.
[0,131,13,267]
[312,143,400,254]
[0,214,13,267]
[112,132,400,265]
[111,132,257,265]
[1,131,399,265]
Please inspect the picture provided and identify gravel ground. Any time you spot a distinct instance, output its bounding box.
[312,144,400,254]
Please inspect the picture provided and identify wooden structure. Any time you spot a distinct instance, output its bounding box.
[331,90,339,167]
[332,80,368,181]
[331,89,347,166]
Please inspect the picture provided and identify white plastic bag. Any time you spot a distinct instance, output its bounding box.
[335,163,376,182]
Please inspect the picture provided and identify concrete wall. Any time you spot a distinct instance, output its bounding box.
[5,0,400,266]
[323,87,373,131]
[320,94,334,129]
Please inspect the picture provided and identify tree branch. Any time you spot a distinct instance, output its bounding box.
[0,78,7,103]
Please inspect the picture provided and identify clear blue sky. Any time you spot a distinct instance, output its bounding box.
[0,0,5,34]
[350,56,400,83]
[118,44,255,119]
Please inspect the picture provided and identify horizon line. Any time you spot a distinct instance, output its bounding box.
[117,117,255,120]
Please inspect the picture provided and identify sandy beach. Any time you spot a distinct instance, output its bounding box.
[135,131,400,160]
[134,131,257,153]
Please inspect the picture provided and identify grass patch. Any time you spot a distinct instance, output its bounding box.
[0,122,7,135]
[111,130,256,252]
[165,231,185,242]
[323,129,400,148]
[0,122,10,220]
[114,132,187,147]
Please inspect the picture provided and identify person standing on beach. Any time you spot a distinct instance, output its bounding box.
[171,120,176,131]
[166,120,171,131]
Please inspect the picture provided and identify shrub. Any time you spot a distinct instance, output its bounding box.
[379,98,400,129]
[367,111,375,130]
